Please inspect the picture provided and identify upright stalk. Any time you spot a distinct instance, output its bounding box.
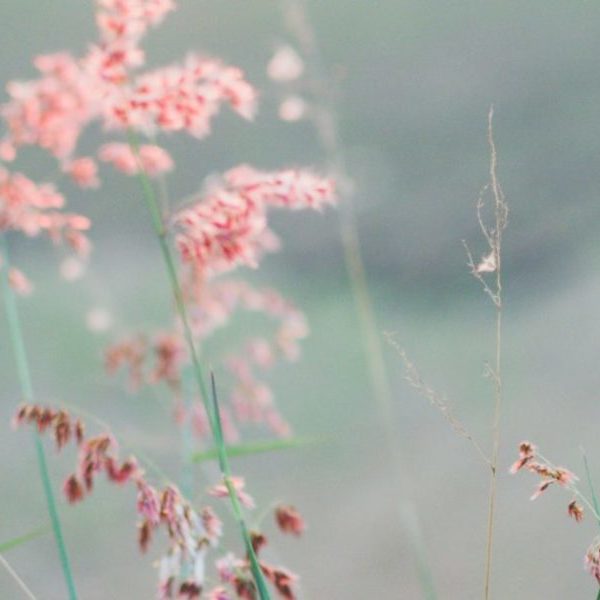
[127,132,271,599]
[279,2,436,597]
[483,294,502,599]
[0,234,78,600]
[478,108,507,600]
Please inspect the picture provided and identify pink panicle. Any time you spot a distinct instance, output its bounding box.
[13,404,224,597]
[511,441,582,521]
[0,168,91,255]
[2,53,98,160]
[104,55,256,134]
[174,166,335,276]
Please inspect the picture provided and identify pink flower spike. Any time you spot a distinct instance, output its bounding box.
[208,476,255,509]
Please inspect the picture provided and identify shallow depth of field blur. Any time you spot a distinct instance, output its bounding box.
[2,1,600,598]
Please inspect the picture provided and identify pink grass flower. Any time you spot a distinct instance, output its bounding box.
[174,166,335,276]
[208,476,255,509]
[586,539,600,584]
[64,157,100,189]
[0,169,91,255]
[98,142,173,176]
[275,505,305,537]
[104,55,256,134]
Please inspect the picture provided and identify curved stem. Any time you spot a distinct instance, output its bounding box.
[127,132,271,599]
[0,234,78,600]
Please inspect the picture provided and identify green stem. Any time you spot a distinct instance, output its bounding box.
[0,234,78,600]
[127,132,271,598]
[280,2,436,597]
[210,373,271,599]
[582,450,600,528]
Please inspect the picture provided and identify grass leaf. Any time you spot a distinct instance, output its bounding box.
[191,436,317,464]
[0,526,50,553]
[582,448,600,527]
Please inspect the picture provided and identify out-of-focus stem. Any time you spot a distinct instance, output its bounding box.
[0,234,78,600]
[127,132,271,599]
[0,555,38,600]
[279,2,436,597]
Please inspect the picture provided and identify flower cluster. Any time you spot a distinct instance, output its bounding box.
[586,539,600,585]
[5,0,330,596]
[510,441,579,505]
[13,405,215,597]
[274,505,305,537]
[174,165,335,276]
[107,279,311,439]
[216,531,298,600]
[0,168,91,255]
[13,403,305,599]
[508,442,600,588]
[13,404,85,449]
[106,55,256,134]
[105,332,186,392]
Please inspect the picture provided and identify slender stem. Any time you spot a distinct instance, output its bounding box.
[280,2,436,598]
[483,307,501,600]
[127,132,270,598]
[582,450,600,527]
[0,555,38,600]
[482,107,505,600]
[0,234,78,600]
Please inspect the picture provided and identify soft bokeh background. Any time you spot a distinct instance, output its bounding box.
[2,1,600,598]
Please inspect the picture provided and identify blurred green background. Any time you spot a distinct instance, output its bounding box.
[2,1,600,598]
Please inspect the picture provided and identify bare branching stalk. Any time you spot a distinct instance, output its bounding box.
[279,2,436,598]
[385,333,491,467]
[466,107,508,600]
